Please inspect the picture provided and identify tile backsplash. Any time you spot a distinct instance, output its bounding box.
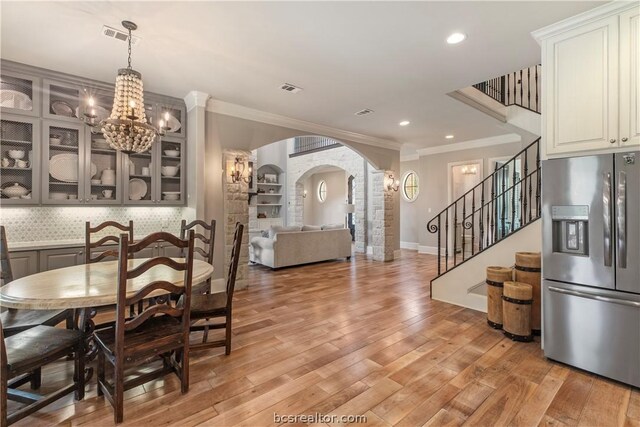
[0,206,192,242]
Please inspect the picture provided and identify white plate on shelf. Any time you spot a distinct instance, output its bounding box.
[49,153,96,182]
[0,90,33,110]
[129,178,147,200]
[51,100,75,117]
[166,113,181,133]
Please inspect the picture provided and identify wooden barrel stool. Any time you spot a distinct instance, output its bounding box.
[486,266,513,329]
[514,252,542,335]
[502,281,533,342]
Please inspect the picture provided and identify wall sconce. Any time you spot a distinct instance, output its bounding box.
[303,189,307,198]
[230,157,251,183]
[461,164,478,175]
[386,174,400,192]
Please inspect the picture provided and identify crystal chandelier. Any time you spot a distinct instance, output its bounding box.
[87,21,165,154]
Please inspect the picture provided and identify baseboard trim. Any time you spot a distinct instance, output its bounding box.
[418,245,443,255]
[400,241,419,250]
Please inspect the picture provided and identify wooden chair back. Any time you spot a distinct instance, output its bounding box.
[0,225,13,286]
[115,231,195,356]
[85,221,134,264]
[180,219,215,264]
[225,223,244,306]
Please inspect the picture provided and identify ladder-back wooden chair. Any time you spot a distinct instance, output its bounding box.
[1,226,73,337]
[85,221,140,317]
[94,230,195,424]
[187,222,242,354]
[1,316,85,427]
[180,219,215,292]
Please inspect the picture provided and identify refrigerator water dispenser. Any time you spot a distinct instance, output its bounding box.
[551,205,589,255]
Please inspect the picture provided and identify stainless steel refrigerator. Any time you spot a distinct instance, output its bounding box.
[542,151,640,388]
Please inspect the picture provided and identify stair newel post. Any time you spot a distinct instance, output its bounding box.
[479,183,484,252]
[437,215,441,276]
[453,201,458,267]
[444,208,449,272]
[461,196,466,261]
[536,142,541,217]
[491,164,497,245]
[471,188,476,256]
[524,150,529,224]
[501,164,506,239]
[511,159,517,233]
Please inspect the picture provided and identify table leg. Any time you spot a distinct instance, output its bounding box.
[76,307,98,382]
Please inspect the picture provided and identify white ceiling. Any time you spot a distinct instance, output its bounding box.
[1,1,603,153]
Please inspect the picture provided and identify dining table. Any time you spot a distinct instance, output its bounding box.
[0,258,214,367]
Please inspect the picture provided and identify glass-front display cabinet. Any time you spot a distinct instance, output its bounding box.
[41,121,85,204]
[0,114,40,205]
[0,71,40,117]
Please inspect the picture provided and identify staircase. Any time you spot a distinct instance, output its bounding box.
[426,137,542,310]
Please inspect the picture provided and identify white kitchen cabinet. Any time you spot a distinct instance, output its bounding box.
[619,7,640,148]
[535,3,640,157]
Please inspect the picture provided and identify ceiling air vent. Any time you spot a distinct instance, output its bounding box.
[279,83,303,94]
[355,108,374,116]
[102,25,140,45]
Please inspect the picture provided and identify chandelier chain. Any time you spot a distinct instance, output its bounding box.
[127,27,132,69]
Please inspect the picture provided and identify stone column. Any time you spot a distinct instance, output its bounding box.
[223,150,250,290]
[371,170,395,262]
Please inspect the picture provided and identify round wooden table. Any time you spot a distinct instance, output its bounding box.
[0,258,214,310]
[0,258,214,371]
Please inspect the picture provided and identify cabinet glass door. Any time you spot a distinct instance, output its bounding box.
[43,79,82,124]
[158,137,184,205]
[86,128,121,204]
[0,71,40,117]
[125,147,156,205]
[0,115,39,205]
[157,103,186,138]
[42,121,84,204]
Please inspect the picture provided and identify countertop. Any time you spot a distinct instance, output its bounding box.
[10,234,179,251]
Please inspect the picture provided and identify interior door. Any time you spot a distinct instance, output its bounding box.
[542,155,615,289]
[615,151,640,294]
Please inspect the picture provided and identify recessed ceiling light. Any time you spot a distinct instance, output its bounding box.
[399,120,410,126]
[445,134,454,139]
[446,33,467,44]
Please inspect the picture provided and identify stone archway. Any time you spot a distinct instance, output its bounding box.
[288,145,367,253]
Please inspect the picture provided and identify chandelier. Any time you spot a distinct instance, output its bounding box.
[84,21,165,154]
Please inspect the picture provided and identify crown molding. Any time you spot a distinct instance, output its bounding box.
[400,154,419,162]
[206,99,402,151]
[416,133,521,157]
[184,91,211,112]
[531,1,638,42]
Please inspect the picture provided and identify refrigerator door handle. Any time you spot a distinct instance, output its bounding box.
[617,171,627,268]
[603,172,613,267]
[548,286,640,308]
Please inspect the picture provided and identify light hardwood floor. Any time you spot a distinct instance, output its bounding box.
[9,251,640,426]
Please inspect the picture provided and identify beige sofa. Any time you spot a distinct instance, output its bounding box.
[250,225,352,269]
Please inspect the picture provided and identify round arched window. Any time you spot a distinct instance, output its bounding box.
[317,180,327,202]
[402,171,419,202]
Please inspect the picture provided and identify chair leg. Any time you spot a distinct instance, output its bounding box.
[225,313,232,356]
[30,367,41,390]
[97,351,105,397]
[1,367,8,427]
[114,360,124,424]
[75,342,85,401]
[181,345,189,395]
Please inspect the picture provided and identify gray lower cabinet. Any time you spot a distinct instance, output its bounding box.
[39,247,84,271]
[159,242,182,258]
[8,250,38,279]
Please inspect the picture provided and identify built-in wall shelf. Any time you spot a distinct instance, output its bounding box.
[257,204,282,206]
[257,183,282,187]
[257,193,282,196]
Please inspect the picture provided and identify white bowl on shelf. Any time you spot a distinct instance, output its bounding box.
[8,150,25,159]
[50,192,68,200]
[162,192,180,201]
[2,183,29,199]
[164,150,180,157]
[49,135,62,145]
[161,166,179,177]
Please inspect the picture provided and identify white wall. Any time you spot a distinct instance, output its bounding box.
[304,170,346,226]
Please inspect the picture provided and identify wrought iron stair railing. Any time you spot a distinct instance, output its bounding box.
[473,64,541,114]
[289,136,342,157]
[427,137,541,278]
